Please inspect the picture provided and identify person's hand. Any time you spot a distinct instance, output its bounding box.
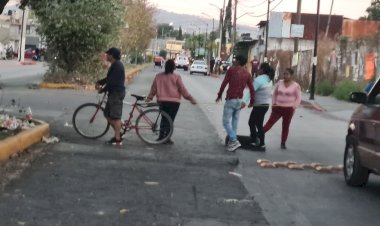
[215,96,221,103]
[248,103,254,108]
[95,83,101,91]
[240,102,246,109]
[145,97,152,102]
[190,98,197,105]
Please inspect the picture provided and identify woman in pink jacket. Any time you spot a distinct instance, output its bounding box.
[146,59,196,144]
[263,68,301,149]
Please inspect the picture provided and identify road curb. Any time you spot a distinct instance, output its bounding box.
[0,120,49,161]
[39,64,150,90]
[20,61,37,66]
[301,100,326,112]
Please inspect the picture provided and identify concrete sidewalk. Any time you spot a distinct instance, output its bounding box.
[301,92,359,122]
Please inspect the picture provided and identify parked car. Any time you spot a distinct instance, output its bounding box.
[344,77,380,186]
[190,60,208,75]
[175,55,189,71]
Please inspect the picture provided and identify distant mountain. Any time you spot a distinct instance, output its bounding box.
[153,9,258,39]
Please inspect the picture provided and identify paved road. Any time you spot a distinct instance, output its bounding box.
[0,66,268,226]
[177,69,380,226]
[0,60,47,87]
[1,66,380,226]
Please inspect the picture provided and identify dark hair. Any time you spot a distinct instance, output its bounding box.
[234,55,247,66]
[285,68,294,75]
[106,47,121,60]
[164,59,175,74]
[260,62,271,75]
[268,68,275,82]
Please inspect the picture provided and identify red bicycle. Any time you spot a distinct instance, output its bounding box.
[72,93,173,144]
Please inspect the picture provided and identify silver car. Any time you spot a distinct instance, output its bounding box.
[190,60,208,75]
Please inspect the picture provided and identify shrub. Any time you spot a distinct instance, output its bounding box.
[316,80,335,96]
[333,80,365,101]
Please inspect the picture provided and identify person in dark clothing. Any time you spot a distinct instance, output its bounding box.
[96,47,126,146]
[209,57,215,75]
[242,63,274,151]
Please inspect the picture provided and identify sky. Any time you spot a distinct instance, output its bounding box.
[148,0,373,28]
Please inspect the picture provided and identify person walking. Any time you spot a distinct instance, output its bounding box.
[96,47,126,146]
[263,68,301,149]
[216,55,255,152]
[209,57,215,75]
[146,59,197,144]
[243,62,274,151]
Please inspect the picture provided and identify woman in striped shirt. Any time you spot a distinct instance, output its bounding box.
[263,68,301,149]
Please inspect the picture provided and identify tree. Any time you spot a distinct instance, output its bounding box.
[366,0,380,20]
[28,0,124,81]
[223,0,232,44]
[177,26,183,40]
[159,49,167,59]
[120,0,155,60]
[157,23,174,39]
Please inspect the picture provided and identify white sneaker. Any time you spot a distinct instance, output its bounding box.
[227,140,241,152]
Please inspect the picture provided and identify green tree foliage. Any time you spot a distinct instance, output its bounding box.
[177,26,183,40]
[157,23,174,38]
[120,0,155,60]
[29,0,124,82]
[224,0,232,44]
[159,50,167,59]
[366,0,380,20]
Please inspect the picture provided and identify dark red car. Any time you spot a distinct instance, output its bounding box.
[345,77,380,186]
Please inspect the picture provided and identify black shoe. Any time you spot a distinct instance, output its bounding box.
[254,145,266,151]
[105,137,122,146]
[163,139,174,145]
[281,143,286,149]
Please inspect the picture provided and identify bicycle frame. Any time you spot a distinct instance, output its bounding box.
[90,93,107,124]
[122,98,160,133]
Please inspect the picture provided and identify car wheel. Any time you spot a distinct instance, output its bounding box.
[204,72,207,76]
[344,136,369,186]
[184,67,188,71]
[190,71,193,75]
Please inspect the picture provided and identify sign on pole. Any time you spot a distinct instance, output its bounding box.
[291,24,304,38]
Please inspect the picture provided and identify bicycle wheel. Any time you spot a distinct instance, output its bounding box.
[72,103,110,139]
[135,108,173,144]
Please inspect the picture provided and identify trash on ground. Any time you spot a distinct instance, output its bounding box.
[228,171,242,177]
[64,122,73,127]
[119,208,129,214]
[144,181,159,186]
[42,136,60,144]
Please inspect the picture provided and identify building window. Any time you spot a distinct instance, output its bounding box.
[26,25,30,34]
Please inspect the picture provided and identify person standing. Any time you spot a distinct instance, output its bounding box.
[146,59,197,144]
[209,57,215,75]
[216,55,255,152]
[243,62,274,151]
[263,68,301,149]
[96,47,126,146]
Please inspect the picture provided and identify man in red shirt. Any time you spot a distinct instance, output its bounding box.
[216,55,255,152]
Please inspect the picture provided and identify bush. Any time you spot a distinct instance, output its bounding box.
[333,80,365,101]
[316,80,335,96]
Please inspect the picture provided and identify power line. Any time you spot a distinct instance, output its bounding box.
[238,0,267,9]
[244,0,284,18]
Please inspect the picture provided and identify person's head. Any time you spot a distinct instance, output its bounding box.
[260,62,271,75]
[164,59,175,74]
[283,68,294,82]
[234,55,247,66]
[105,47,121,62]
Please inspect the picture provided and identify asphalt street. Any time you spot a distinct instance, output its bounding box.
[0,65,268,226]
[0,65,379,225]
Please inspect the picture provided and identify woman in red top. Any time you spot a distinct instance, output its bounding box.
[146,59,196,144]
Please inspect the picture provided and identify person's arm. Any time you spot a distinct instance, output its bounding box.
[272,82,280,106]
[146,76,157,102]
[293,83,302,109]
[216,69,231,101]
[177,76,196,104]
[247,76,255,107]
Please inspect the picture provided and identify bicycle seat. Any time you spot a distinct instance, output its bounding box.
[131,94,146,101]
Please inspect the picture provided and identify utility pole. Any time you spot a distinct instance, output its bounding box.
[19,7,28,62]
[324,0,334,39]
[310,0,321,100]
[232,0,238,46]
[218,0,226,61]
[264,0,270,61]
[293,0,302,54]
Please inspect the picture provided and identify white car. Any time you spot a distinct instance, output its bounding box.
[190,60,208,75]
[175,55,189,71]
